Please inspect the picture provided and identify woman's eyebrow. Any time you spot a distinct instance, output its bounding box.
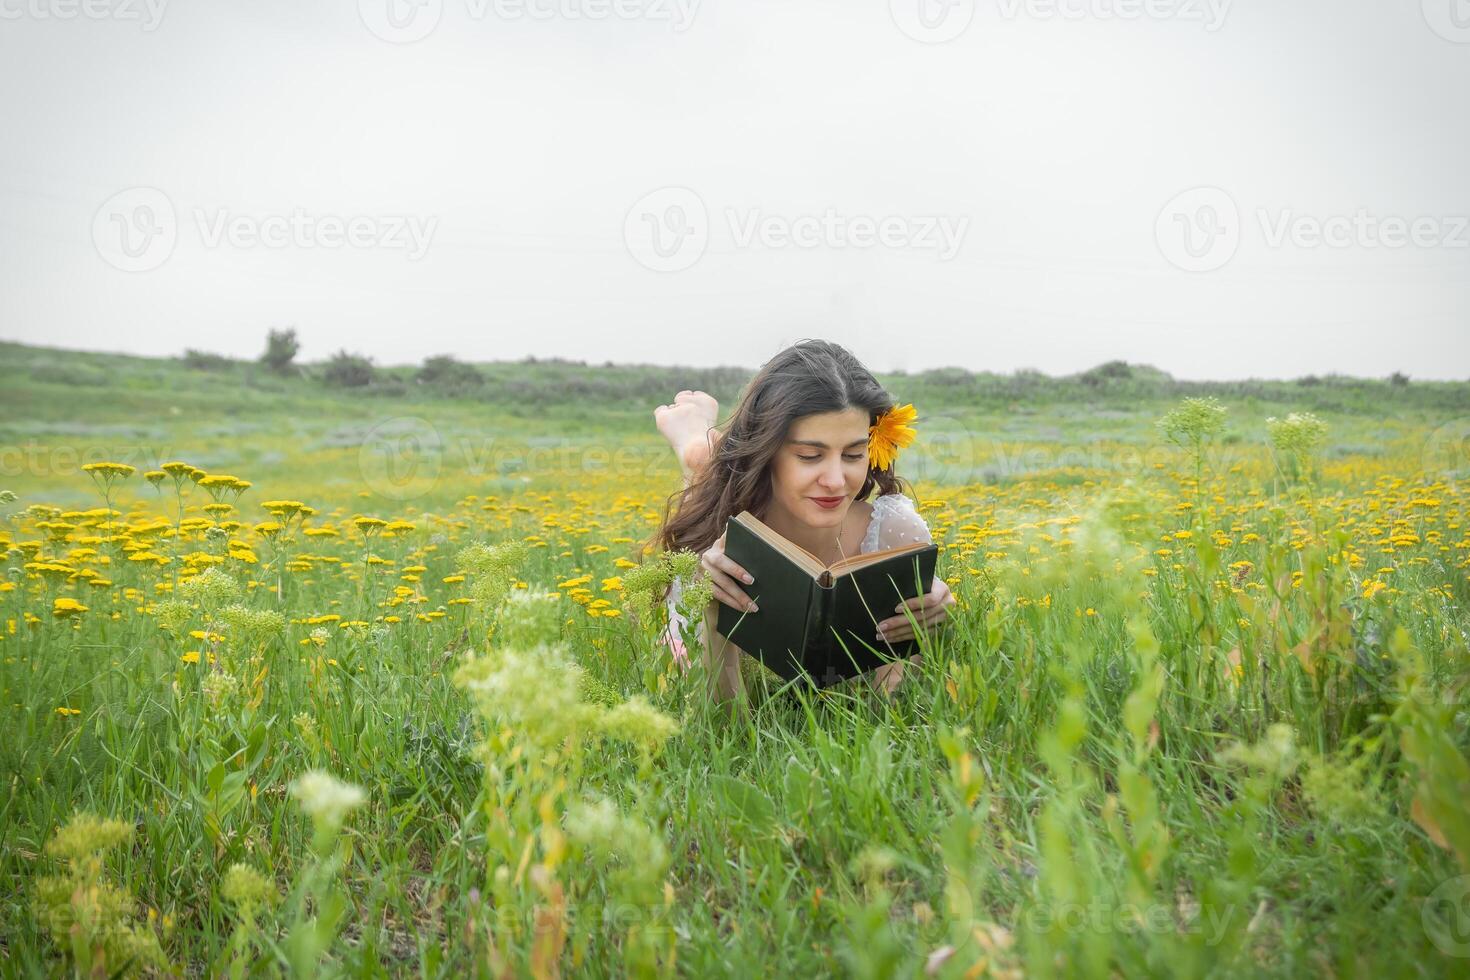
[789,438,869,449]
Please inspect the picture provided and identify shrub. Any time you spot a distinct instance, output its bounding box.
[1079,360,1134,386]
[416,354,483,388]
[260,328,300,375]
[182,349,235,372]
[321,350,374,388]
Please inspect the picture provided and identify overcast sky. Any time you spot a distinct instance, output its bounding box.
[1,0,1466,379]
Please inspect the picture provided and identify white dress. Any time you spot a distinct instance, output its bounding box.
[663,493,934,668]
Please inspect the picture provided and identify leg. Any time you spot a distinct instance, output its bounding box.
[654,390,720,484]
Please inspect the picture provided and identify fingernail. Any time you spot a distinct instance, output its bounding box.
[744,574,754,584]
[748,602,759,613]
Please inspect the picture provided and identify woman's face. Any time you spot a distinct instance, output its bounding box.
[767,407,871,530]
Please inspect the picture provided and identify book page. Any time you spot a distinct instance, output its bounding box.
[733,512,825,578]
[829,539,932,577]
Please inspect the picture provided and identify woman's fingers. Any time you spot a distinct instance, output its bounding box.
[712,553,753,585]
[876,602,949,639]
[702,543,754,596]
[712,580,756,612]
[702,556,757,613]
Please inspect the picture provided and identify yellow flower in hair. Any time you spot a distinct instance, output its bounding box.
[868,403,918,471]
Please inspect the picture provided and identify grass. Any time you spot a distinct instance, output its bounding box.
[0,342,1467,976]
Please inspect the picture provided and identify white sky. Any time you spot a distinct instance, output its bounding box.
[1,0,1467,380]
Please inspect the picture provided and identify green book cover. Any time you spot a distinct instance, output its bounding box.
[714,510,939,687]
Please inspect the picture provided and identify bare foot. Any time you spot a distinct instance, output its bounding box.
[654,390,720,475]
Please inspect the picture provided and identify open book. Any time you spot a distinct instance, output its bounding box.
[714,509,939,688]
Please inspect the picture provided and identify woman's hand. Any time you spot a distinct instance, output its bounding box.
[702,531,758,615]
[875,577,954,643]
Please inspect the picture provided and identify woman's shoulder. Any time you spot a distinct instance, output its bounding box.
[860,492,929,552]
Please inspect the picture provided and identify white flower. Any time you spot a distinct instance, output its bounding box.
[290,770,366,829]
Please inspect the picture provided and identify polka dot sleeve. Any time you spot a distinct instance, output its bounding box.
[862,493,933,553]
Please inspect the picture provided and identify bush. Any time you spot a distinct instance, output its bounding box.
[321,350,375,388]
[261,328,300,375]
[182,349,235,372]
[1079,360,1134,386]
[918,366,973,387]
[417,355,483,388]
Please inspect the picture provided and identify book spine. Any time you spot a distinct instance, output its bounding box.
[802,575,832,684]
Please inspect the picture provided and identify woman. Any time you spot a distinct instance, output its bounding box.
[649,340,955,703]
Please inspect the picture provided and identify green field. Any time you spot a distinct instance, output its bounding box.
[2,341,1468,977]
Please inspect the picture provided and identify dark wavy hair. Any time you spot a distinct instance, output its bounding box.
[647,339,915,562]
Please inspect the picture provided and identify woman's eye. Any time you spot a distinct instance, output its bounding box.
[797,453,867,463]
[843,454,865,462]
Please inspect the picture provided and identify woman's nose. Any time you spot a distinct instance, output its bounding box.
[818,460,846,489]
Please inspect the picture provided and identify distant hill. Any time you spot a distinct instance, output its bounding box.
[4,339,1466,423]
